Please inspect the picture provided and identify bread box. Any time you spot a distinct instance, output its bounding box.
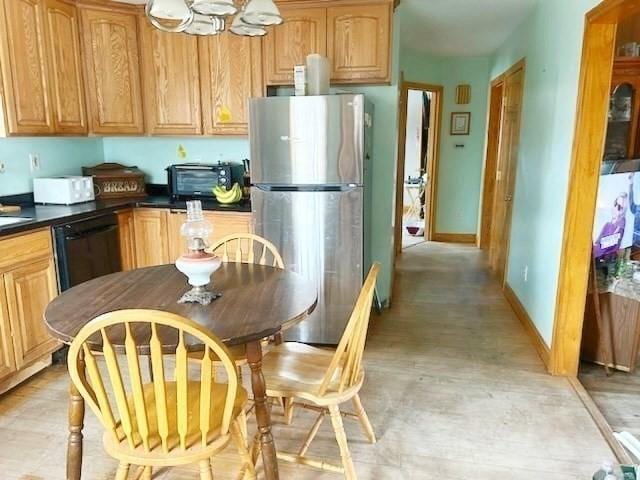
[82,163,146,199]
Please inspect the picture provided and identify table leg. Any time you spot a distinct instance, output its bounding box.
[67,355,86,480]
[246,340,279,480]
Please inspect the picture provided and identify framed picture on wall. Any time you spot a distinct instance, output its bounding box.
[450,112,471,135]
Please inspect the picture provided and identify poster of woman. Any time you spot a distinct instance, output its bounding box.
[593,173,633,258]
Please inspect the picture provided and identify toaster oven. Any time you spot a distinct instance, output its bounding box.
[167,163,243,200]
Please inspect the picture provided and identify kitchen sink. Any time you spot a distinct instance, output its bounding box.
[0,217,33,226]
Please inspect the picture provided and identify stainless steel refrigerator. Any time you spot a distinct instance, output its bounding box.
[249,94,373,345]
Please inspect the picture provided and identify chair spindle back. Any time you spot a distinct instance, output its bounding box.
[68,310,238,454]
[318,263,380,396]
[207,233,284,269]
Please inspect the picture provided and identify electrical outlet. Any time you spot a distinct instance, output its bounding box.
[29,153,40,172]
[0,160,5,173]
[523,265,529,282]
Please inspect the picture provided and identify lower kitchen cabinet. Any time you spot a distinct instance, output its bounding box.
[4,257,58,369]
[0,228,60,392]
[0,282,16,381]
[167,209,253,260]
[116,209,136,271]
[133,208,170,268]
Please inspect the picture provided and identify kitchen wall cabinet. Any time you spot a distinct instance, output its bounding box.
[0,229,60,394]
[265,1,392,86]
[79,6,144,135]
[200,35,263,135]
[0,0,54,135]
[327,3,391,83]
[44,0,87,134]
[264,7,327,85]
[116,209,136,271]
[139,20,202,135]
[133,208,170,267]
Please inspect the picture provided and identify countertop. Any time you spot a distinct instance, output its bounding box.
[0,195,252,237]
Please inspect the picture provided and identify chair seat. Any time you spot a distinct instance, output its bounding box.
[261,342,361,404]
[104,381,247,464]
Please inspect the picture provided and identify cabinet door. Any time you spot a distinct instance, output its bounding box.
[117,210,136,271]
[0,0,54,134]
[167,210,188,262]
[43,0,87,134]
[139,21,202,135]
[263,7,326,85]
[207,212,252,245]
[200,35,263,135]
[327,4,391,83]
[167,210,253,261]
[0,282,17,381]
[4,258,59,369]
[79,8,144,134]
[133,209,170,267]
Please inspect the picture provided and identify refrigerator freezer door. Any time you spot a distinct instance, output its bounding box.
[252,186,363,344]
[249,95,364,186]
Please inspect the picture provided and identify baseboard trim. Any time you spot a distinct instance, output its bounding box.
[503,283,551,368]
[431,233,477,244]
[567,376,631,464]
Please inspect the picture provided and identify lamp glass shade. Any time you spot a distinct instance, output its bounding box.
[230,14,267,36]
[149,0,191,20]
[192,0,238,16]
[241,0,282,26]
[185,14,224,35]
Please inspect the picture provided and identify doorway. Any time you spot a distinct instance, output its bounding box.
[484,60,526,285]
[394,81,443,255]
[551,0,640,378]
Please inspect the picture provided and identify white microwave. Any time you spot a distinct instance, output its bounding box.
[33,176,95,205]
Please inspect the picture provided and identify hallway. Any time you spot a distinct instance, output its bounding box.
[0,243,616,479]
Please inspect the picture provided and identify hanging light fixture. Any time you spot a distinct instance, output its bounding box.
[241,0,282,26]
[146,0,194,32]
[145,0,282,36]
[230,12,266,36]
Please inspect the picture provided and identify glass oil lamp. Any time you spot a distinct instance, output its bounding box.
[175,200,222,305]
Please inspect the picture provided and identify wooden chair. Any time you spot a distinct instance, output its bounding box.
[258,263,380,480]
[206,233,284,269]
[196,233,285,377]
[67,309,256,480]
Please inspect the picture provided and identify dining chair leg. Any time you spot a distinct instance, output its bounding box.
[114,462,130,480]
[329,404,357,480]
[298,411,325,457]
[231,418,257,480]
[198,459,214,480]
[141,466,152,479]
[284,398,295,425]
[352,394,376,444]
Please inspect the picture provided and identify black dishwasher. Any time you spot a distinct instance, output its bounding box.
[54,213,122,291]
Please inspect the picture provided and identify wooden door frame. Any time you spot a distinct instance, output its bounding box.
[550,0,640,376]
[488,58,526,286]
[479,77,505,250]
[393,80,444,258]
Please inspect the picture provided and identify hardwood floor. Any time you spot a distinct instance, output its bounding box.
[580,359,640,440]
[0,242,615,479]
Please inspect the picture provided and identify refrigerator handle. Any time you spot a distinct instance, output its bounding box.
[254,185,359,193]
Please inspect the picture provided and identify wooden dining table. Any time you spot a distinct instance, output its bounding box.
[44,262,318,480]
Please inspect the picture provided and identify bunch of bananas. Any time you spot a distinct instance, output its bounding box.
[213,183,243,204]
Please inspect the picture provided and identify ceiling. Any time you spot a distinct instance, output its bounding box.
[400,0,538,57]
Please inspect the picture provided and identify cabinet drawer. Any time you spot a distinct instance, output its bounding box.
[0,229,53,271]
